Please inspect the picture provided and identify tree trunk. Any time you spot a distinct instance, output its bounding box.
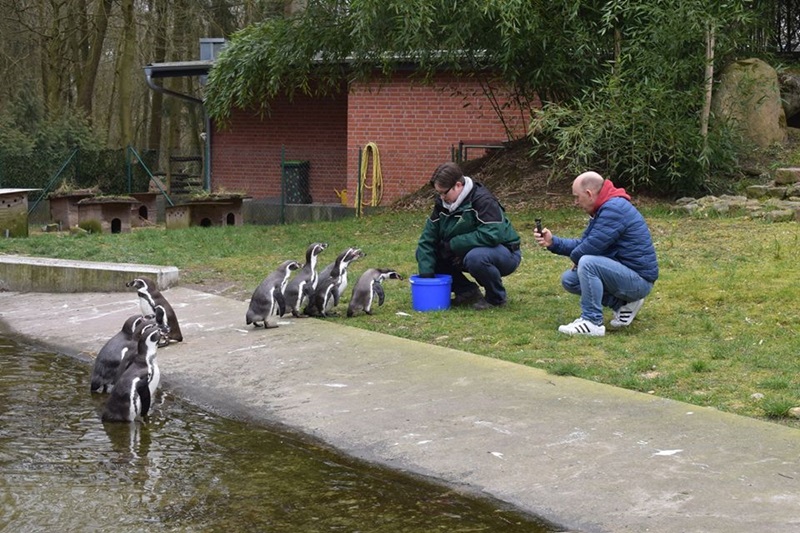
[116,0,136,148]
[147,0,168,152]
[39,0,65,115]
[700,21,715,146]
[76,0,113,120]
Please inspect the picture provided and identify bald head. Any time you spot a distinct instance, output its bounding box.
[572,171,605,214]
[574,171,604,193]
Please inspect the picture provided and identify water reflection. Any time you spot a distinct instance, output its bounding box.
[0,336,555,532]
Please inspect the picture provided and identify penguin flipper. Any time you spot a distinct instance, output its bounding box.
[90,376,104,393]
[374,284,386,307]
[168,324,183,342]
[114,347,134,384]
[275,291,287,317]
[137,380,152,419]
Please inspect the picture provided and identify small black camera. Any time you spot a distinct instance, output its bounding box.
[535,218,543,235]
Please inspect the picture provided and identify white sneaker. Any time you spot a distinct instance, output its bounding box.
[610,298,645,328]
[558,318,605,336]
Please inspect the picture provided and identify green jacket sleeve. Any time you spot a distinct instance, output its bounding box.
[415,215,439,274]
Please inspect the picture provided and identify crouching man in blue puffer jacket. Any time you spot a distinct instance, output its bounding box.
[534,171,659,336]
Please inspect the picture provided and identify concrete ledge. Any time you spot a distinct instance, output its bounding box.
[0,255,179,293]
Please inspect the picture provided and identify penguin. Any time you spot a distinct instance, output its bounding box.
[102,323,162,423]
[283,242,328,318]
[246,259,301,328]
[317,247,365,300]
[304,276,340,318]
[115,310,163,383]
[305,247,365,317]
[347,268,404,317]
[126,277,183,344]
[90,313,149,393]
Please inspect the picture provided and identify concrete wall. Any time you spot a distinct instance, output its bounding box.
[0,255,179,293]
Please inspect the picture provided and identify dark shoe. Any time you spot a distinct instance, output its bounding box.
[472,297,507,311]
[451,287,482,307]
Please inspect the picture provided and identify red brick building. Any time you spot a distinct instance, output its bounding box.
[210,71,531,207]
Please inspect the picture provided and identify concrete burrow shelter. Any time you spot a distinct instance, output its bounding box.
[76,196,139,234]
[0,188,40,237]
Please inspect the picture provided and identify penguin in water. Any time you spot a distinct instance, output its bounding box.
[284,242,328,318]
[102,322,162,423]
[305,247,365,317]
[90,313,150,393]
[347,268,404,317]
[126,277,183,345]
[115,309,166,383]
[246,259,301,328]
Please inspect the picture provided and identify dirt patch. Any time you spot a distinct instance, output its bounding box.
[390,139,574,212]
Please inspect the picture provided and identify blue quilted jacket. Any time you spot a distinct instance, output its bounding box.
[548,197,659,283]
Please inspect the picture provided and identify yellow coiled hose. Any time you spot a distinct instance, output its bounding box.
[358,142,383,211]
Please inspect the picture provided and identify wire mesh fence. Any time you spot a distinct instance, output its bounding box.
[0,148,157,195]
[2,146,351,228]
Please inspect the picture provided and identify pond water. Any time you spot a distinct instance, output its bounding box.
[0,336,558,532]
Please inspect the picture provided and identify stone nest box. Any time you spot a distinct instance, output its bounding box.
[0,188,40,237]
[77,196,139,234]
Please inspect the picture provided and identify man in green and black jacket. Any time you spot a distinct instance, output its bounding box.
[416,162,522,310]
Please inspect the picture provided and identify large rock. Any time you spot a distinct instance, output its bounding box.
[779,71,800,119]
[712,58,787,148]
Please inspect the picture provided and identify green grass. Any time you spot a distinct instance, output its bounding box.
[3,206,800,427]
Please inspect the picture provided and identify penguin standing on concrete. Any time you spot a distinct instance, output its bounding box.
[102,323,162,423]
[305,247,365,317]
[126,277,183,345]
[347,268,404,317]
[284,242,328,318]
[246,259,301,328]
[90,314,150,393]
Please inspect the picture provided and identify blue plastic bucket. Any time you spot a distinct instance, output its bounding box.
[409,274,452,312]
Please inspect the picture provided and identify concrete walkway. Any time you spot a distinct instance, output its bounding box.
[0,287,798,533]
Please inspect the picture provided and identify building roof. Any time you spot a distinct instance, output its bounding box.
[0,188,41,195]
[143,60,213,79]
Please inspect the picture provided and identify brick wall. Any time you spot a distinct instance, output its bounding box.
[211,72,530,206]
[211,89,348,204]
[347,72,530,206]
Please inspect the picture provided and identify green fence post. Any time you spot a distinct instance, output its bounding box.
[280,146,286,225]
[126,145,133,193]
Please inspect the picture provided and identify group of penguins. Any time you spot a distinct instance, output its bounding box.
[245,242,403,327]
[90,243,401,424]
[91,277,183,423]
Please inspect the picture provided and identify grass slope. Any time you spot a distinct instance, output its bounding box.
[2,205,799,428]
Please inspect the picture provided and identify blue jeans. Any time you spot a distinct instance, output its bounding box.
[561,255,653,325]
[437,245,521,305]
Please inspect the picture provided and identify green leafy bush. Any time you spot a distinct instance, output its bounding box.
[78,219,103,235]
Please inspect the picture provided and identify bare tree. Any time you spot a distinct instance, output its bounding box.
[74,0,113,119]
[146,0,168,150]
[114,0,135,147]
